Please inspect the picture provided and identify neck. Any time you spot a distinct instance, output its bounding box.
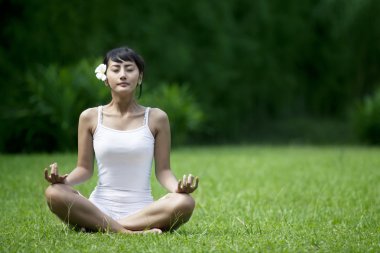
[108,93,139,114]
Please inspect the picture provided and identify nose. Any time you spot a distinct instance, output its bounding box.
[120,70,127,80]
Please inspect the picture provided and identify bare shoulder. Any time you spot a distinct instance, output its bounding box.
[148,108,170,135]
[80,107,98,121]
[149,107,169,124]
[79,107,98,132]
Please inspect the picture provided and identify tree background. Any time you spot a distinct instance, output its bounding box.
[1,0,380,152]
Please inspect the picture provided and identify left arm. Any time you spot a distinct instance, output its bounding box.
[151,108,198,193]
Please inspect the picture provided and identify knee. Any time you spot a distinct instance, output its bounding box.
[172,193,195,216]
[45,184,66,209]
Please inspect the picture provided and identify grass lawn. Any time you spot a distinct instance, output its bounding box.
[0,145,379,252]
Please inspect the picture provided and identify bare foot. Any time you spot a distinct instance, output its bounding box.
[140,228,162,235]
[124,228,162,235]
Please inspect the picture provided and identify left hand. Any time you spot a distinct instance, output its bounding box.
[44,162,68,184]
[176,174,199,194]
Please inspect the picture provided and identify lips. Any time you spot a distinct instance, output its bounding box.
[118,82,129,86]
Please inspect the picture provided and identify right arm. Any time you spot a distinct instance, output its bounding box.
[64,108,97,185]
[44,108,97,185]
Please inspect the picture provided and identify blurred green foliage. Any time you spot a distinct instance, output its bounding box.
[0,59,109,152]
[352,87,380,144]
[140,84,204,146]
[1,0,380,151]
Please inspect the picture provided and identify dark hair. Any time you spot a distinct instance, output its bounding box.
[103,46,145,98]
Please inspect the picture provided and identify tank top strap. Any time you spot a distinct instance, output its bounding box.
[97,106,103,125]
[143,107,150,126]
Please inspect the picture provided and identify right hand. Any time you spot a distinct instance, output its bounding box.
[44,162,68,184]
[176,174,199,194]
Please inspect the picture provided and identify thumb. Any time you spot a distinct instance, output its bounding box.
[176,180,182,193]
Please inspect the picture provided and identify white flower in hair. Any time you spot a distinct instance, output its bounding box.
[95,64,107,81]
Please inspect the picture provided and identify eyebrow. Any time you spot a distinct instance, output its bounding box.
[110,63,135,68]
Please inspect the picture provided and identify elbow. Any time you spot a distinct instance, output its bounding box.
[75,166,94,182]
[155,172,163,183]
[85,167,94,179]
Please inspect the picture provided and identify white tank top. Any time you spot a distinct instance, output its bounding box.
[93,106,155,192]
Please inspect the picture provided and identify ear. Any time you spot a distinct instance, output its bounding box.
[138,73,143,84]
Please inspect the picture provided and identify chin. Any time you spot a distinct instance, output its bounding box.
[114,88,135,95]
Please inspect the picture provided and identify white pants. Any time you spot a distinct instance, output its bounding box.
[89,186,153,220]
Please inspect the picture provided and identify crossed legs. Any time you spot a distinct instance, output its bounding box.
[116,193,195,231]
[44,184,195,233]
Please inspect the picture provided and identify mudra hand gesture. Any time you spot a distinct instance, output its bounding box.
[176,174,199,194]
[44,162,68,184]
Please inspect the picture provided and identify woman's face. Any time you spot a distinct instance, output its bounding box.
[106,59,142,94]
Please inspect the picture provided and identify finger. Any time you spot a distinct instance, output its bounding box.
[177,180,182,193]
[44,168,51,182]
[52,162,58,173]
[182,175,188,188]
[192,177,199,190]
[50,163,56,174]
[50,162,58,169]
[180,179,185,192]
[51,171,58,182]
[51,163,58,181]
[50,174,57,184]
[184,177,193,193]
[188,174,194,186]
[48,168,58,183]
[54,163,61,181]
[184,176,192,193]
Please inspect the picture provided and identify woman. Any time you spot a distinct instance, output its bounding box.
[44,46,199,234]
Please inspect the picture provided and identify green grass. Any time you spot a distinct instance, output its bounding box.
[0,145,379,252]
